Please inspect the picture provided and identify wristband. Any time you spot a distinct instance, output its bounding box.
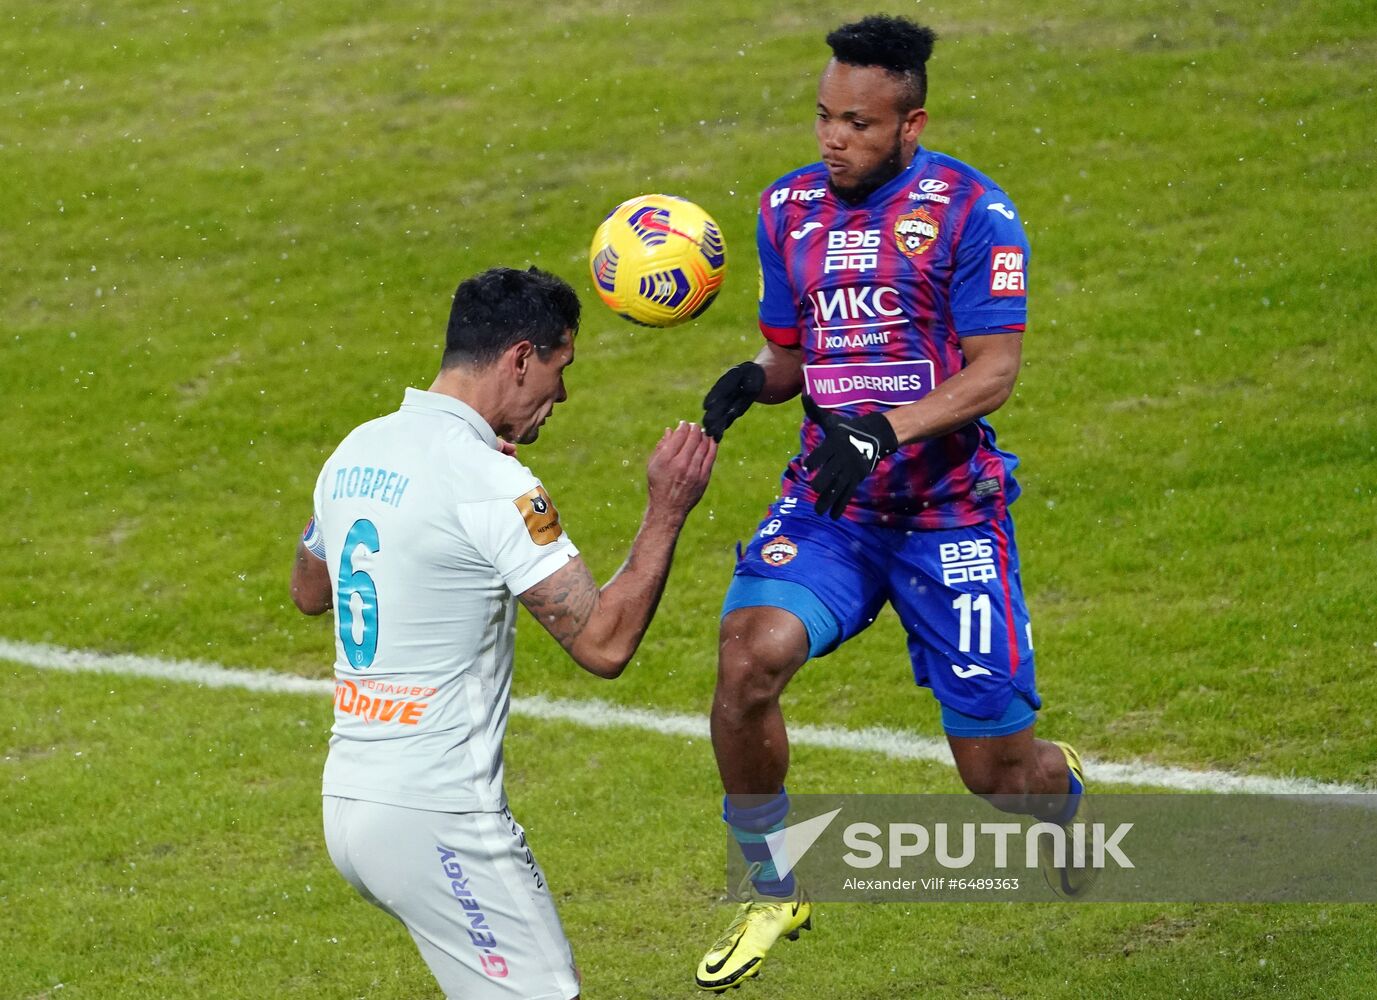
[302,516,326,560]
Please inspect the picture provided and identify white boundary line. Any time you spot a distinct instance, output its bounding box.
[3,637,1370,795]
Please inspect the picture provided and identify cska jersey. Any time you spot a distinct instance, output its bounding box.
[758,148,1030,530]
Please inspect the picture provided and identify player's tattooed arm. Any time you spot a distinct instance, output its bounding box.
[519,557,600,657]
[520,421,716,678]
[522,554,660,679]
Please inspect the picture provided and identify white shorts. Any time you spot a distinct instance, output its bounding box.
[323,795,579,1000]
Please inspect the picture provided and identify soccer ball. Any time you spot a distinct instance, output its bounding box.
[588,194,727,327]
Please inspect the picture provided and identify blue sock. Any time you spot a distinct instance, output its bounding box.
[1050,766,1083,826]
[724,789,794,897]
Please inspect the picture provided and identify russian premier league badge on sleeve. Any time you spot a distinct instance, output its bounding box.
[514,486,563,545]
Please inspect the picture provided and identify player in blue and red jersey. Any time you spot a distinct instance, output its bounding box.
[694,16,1094,992]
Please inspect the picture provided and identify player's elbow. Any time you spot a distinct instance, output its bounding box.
[574,647,632,680]
[290,581,332,616]
[983,370,1019,414]
[290,549,334,615]
[987,383,1014,413]
[570,634,636,679]
[588,656,631,680]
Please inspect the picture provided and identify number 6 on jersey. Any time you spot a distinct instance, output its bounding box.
[337,519,380,668]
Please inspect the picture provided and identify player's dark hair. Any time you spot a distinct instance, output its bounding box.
[826,15,937,110]
[442,266,580,369]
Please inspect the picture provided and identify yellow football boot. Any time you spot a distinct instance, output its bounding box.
[695,867,812,992]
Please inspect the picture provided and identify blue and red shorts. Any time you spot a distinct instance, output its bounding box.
[724,495,1041,737]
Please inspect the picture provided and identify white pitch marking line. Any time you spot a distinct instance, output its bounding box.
[3,637,1370,796]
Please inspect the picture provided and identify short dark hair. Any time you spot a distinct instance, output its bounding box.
[826,15,937,111]
[442,266,580,369]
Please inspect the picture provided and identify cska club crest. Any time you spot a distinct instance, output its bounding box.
[761,537,799,566]
[894,207,939,257]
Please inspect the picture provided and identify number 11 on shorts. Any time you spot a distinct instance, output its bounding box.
[953,593,991,655]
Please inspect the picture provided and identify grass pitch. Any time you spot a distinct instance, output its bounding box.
[3,0,1376,997]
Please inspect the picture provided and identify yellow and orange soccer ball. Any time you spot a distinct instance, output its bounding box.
[588,194,727,327]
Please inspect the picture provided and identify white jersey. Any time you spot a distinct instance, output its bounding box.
[313,387,579,812]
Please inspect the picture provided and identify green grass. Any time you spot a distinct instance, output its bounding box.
[7,665,1377,999]
[3,0,1377,995]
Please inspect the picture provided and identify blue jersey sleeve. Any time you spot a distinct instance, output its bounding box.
[950,191,1030,335]
[757,210,800,345]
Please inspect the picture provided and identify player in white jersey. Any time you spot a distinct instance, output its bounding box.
[290,266,716,999]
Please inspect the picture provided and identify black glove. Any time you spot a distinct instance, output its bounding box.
[801,396,900,519]
[702,361,766,440]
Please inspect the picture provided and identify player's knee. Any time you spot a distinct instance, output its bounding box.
[956,755,1033,802]
[716,650,789,710]
[962,772,1023,802]
[716,629,806,709]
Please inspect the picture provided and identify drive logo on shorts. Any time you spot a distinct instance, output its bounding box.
[514,486,562,545]
[989,247,1026,297]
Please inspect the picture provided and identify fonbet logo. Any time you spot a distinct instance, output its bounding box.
[989,246,1026,297]
[763,807,1135,876]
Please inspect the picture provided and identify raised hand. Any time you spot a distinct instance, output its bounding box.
[801,396,899,519]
